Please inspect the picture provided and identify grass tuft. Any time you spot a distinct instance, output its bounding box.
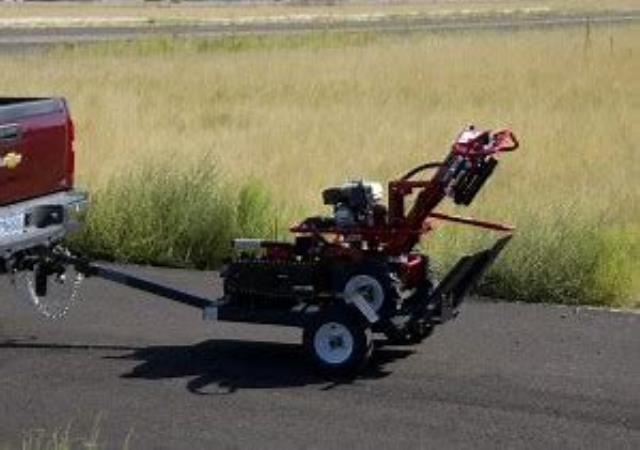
[71,158,274,269]
[236,179,275,239]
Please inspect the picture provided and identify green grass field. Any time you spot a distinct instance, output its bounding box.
[1,24,638,307]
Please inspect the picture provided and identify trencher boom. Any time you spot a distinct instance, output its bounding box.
[1,97,519,376]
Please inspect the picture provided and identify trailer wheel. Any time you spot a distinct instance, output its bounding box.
[303,308,373,378]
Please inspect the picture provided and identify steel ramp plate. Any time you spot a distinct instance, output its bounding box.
[431,235,512,322]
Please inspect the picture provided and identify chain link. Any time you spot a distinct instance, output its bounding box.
[11,259,84,320]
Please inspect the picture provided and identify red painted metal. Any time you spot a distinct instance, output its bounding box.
[0,98,75,206]
[428,212,515,232]
[290,128,519,262]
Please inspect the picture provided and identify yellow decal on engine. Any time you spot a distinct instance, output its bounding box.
[1,152,22,170]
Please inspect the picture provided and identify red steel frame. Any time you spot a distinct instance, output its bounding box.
[289,128,519,257]
[390,127,518,251]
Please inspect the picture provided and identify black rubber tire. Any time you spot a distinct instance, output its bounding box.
[303,307,373,378]
[384,268,438,346]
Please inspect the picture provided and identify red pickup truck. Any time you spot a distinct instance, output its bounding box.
[0,97,87,270]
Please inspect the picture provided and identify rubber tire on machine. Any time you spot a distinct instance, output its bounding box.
[384,270,438,346]
[303,306,373,378]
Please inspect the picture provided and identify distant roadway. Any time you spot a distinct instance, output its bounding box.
[0,10,639,51]
[0,266,638,449]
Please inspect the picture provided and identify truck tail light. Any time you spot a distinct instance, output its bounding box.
[66,117,75,188]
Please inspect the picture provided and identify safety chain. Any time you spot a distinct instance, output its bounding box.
[10,247,85,320]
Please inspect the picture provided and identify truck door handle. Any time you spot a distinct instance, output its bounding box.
[0,124,22,143]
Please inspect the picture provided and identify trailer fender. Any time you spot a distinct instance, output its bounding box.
[345,292,379,324]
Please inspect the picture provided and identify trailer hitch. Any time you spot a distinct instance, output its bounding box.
[11,247,217,319]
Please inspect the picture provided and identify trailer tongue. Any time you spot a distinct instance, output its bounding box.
[10,125,519,377]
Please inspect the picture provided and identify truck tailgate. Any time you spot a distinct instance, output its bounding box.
[0,98,74,206]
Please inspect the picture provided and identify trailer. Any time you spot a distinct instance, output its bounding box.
[7,124,519,377]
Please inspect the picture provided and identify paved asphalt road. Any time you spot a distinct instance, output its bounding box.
[0,266,638,449]
[1,10,639,51]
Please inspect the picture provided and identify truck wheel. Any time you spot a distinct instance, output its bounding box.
[303,308,373,378]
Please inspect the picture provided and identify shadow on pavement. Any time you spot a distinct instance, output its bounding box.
[0,337,138,352]
[110,339,414,393]
[0,337,413,393]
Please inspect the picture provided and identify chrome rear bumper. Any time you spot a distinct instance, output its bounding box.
[0,190,88,260]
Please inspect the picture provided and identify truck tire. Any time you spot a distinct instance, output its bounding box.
[303,307,373,378]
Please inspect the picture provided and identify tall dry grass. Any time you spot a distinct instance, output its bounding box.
[1,25,638,306]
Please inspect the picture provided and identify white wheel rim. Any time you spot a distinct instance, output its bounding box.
[344,274,385,312]
[314,322,354,365]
